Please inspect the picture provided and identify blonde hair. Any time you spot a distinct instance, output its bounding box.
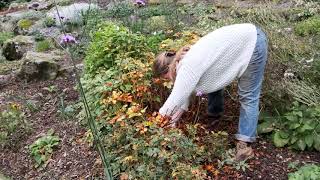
[153,46,190,79]
[153,51,177,78]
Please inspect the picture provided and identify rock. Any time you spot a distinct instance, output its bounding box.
[28,1,53,11]
[46,3,99,26]
[2,35,35,61]
[58,63,84,76]
[18,51,61,81]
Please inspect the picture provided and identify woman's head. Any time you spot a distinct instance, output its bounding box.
[153,46,190,81]
[153,51,177,81]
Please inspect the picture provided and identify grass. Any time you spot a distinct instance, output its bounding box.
[35,39,54,52]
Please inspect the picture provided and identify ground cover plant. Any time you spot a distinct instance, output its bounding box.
[1,0,320,179]
[29,129,60,168]
[288,164,320,180]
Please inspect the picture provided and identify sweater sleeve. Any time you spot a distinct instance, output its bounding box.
[180,97,190,111]
[159,65,200,116]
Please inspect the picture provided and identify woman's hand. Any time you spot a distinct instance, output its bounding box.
[168,109,185,127]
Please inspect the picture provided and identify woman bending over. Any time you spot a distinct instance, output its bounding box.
[153,23,268,161]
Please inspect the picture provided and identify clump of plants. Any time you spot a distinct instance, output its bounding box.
[105,1,135,18]
[43,17,56,27]
[295,16,320,36]
[288,164,320,180]
[258,102,320,151]
[81,22,229,178]
[17,19,33,30]
[0,103,31,148]
[84,22,150,74]
[0,32,14,46]
[29,129,60,168]
[35,39,54,52]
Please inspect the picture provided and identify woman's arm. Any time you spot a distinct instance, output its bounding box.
[159,65,201,116]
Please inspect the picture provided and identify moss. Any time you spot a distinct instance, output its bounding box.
[295,16,320,36]
[35,40,54,52]
[17,19,33,29]
[0,32,14,46]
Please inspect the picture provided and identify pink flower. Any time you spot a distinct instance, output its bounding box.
[134,0,146,6]
[60,34,77,44]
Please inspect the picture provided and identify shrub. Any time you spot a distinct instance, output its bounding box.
[17,19,33,29]
[295,16,320,36]
[35,39,53,52]
[84,22,150,74]
[288,164,320,180]
[258,102,320,151]
[29,129,60,168]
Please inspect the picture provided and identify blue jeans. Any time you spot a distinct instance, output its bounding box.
[208,27,268,142]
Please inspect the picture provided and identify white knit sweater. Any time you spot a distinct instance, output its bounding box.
[159,23,257,116]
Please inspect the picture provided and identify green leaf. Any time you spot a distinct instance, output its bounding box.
[290,136,298,144]
[285,114,297,121]
[305,134,314,148]
[299,124,314,133]
[289,123,300,130]
[314,134,320,151]
[296,139,306,151]
[257,121,274,134]
[273,131,289,147]
[279,131,289,139]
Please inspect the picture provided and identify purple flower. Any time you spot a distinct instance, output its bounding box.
[134,0,146,6]
[60,34,77,44]
[196,91,204,97]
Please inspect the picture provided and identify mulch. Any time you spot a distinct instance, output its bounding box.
[0,75,103,179]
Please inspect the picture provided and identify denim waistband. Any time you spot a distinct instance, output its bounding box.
[255,26,267,42]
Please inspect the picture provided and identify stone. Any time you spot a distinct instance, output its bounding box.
[2,35,35,61]
[18,51,61,81]
[58,63,84,76]
[28,1,53,11]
